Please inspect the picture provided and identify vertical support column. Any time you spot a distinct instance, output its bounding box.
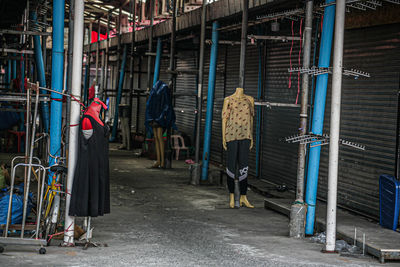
[49,0,65,173]
[65,0,74,157]
[289,0,313,239]
[31,11,50,133]
[234,0,249,206]
[191,0,207,185]
[153,38,162,86]
[102,13,110,101]
[128,0,137,132]
[325,0,346,252]
[255,26,264,178]
[305,0,335,235]
[64,0,84,246]
[12,55,17,81]
[201,21,219,181]
[238,0,248,89]
[146,0,155,91]
[165,0,176,169]
[110,45,128,142]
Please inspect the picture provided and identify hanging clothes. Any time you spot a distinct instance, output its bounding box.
[69,100,110,217]
[145,80,176,134]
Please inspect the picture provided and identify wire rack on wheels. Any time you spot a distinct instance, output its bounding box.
[0,82,48,254]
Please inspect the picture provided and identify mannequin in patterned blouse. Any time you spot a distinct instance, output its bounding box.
[222,87,254,208]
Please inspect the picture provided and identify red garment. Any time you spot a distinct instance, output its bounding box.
[89,85,95,100]
[82,98,108,130]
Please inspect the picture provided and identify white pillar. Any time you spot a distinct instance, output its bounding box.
[64,0,84,245]
[325,0,346,252]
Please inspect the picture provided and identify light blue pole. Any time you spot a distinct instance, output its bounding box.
[201,21,219,181]
[31,11,50,133]
[305,0,335,235]
[110,44,128,142]
[153,38,162,86]
[255,28,263,178]
[49,0,65,179]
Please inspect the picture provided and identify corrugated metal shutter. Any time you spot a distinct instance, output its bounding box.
[174,50,198,143]
[317,23,400,219]
[260,39,302,189]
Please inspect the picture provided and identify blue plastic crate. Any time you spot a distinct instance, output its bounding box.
[379,174,400,231]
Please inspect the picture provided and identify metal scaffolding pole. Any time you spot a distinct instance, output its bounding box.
[191,0,207,185]
[325,0,346,252]
[64,0,84,246]
[146,0,155,91]
[289,0,313,239]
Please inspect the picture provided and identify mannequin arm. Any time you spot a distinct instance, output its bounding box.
[221,97,229,150]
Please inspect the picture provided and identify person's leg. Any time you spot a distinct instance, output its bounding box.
[226,140,238,208]
[238,139,254,208]
[157,127,165,168]
[152,127,161,167]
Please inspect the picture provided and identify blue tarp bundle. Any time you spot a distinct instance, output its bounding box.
[0,183,33,225]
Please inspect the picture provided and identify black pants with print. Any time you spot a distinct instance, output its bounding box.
[226,139,250,195]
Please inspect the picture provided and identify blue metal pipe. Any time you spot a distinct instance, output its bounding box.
[31,11,50,133]
[110,44,128,142]
[153,38,162,86]
[201,21,219,181]
[255,27,264,178]
[305,0,335,235]
[7,60,11,88]
[49,0,65,177]
[12,55,17,81]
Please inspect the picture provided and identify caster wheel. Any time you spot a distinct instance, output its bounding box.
[0,246,4,253]
[39,247,46,254]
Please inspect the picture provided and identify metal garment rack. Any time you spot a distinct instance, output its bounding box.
[284,133,366,150]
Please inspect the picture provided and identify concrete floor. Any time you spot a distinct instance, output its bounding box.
[0,149,393,266]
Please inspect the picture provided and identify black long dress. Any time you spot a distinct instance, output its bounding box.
[69,115,110,217]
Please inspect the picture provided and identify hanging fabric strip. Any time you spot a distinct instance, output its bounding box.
[296,19,304,104]
[288,20,294,89]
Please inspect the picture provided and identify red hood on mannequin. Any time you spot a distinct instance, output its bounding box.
[84,98,107,126]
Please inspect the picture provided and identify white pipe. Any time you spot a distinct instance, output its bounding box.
[325,0,346,252]
[64,0,84,245]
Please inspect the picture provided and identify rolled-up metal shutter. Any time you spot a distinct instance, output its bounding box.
[318,23,400,219]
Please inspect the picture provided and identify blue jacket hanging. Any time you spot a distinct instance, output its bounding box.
[145,81,176,134]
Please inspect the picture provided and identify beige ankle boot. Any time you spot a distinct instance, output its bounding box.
[229,193,235,208]
[240,195,254,208]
